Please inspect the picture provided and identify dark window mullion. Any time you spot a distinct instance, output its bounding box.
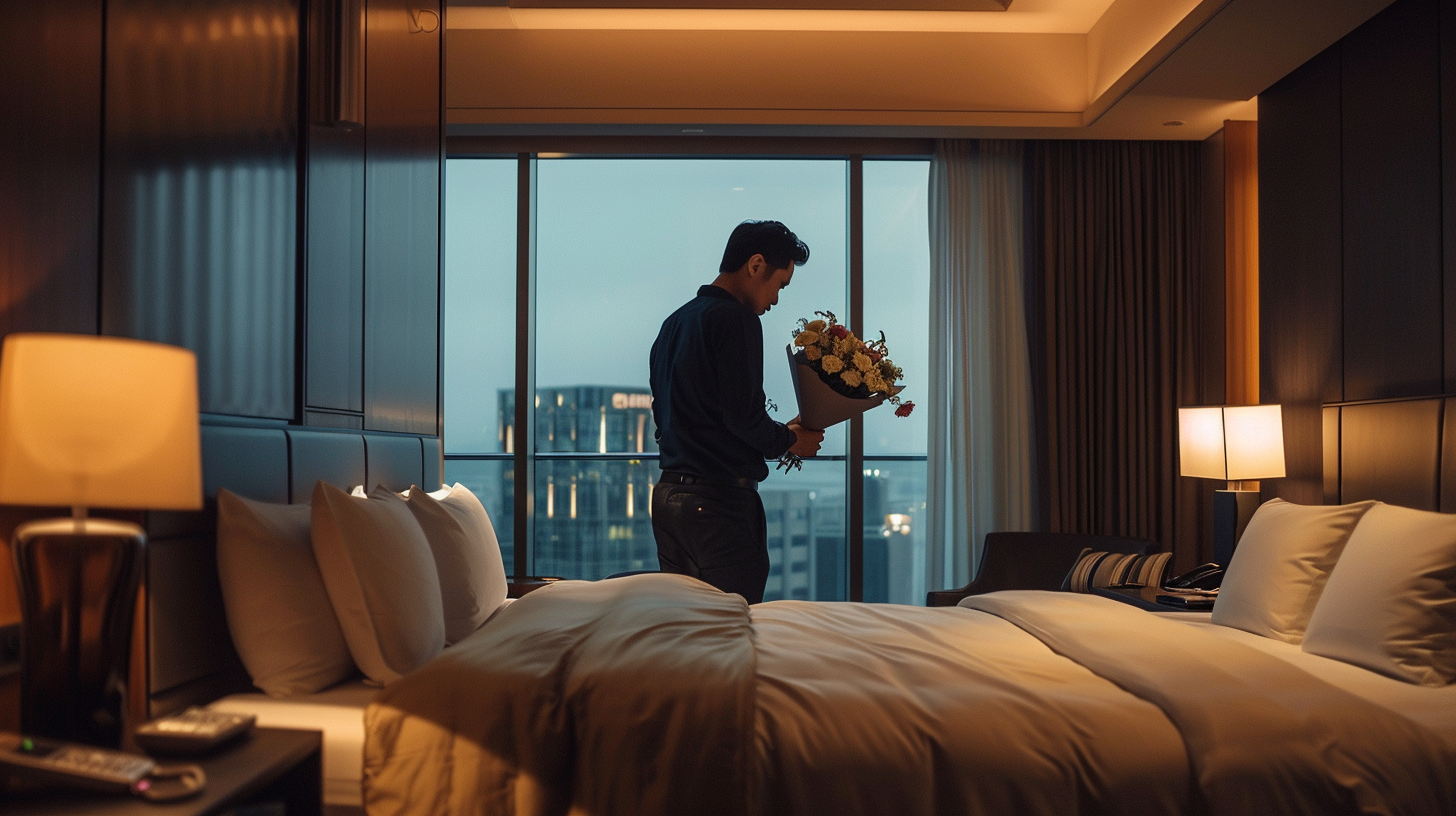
[847,155,865,602]
[513,154,537,581]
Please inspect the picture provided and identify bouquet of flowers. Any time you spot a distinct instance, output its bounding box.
[778,310,914,471]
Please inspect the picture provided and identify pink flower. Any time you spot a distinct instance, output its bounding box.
[894,401,916,418]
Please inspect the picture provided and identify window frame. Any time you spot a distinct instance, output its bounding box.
[444,138,932,601]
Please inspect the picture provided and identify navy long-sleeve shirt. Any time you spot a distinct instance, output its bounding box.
[650,285,797,482]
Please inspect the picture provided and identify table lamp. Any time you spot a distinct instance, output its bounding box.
[1178,404,1285,567]
[0,333,201,747]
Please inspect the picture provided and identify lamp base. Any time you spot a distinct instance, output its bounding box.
[12,517,145,748]
[1212,490,1261,567]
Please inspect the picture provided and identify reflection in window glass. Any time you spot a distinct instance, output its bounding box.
[534,457,662,580]
[442,158,517,574]
[863,160,931,604]
[443,158,516,454]
[443,156,931,597]
[762,458,847,601]
[530,159,848,578]
[863,458,928,604]
[442,458,515,575]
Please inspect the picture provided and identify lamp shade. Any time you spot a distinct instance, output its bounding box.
[1178,404,1286,482]
[0,333,202,511]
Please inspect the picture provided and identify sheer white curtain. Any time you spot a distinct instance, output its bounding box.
[925,140,1037,593]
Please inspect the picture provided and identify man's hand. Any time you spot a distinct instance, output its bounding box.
[788,422,824,458]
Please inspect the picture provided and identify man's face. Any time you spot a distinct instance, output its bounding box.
[748,262,794,316]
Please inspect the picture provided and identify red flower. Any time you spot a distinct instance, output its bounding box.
[866,350,882,363]
[827,324,849,340]
[894,401,916,418]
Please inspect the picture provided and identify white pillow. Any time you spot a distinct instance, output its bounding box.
[404,483,509,644]
[215,490,355,696]
[310,481,445,685]
[1211,498,1376,643]
[1302,503,1456,686]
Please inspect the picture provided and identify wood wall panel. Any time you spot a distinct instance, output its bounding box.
[0,0,106,728]
[1259,47,1345,505]
[1444,0,1456,391]
[0,0,102,338]
[0,0,102,337]
[1197,129,1228,407]
[1223,120,1260,406]
[1340,0,1443,401]
[1338,398,1443,509]
[363,0,441,434]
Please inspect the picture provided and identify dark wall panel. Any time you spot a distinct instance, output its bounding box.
[363,0,441,435]
[0,0,102,337]
[1444,0,1456,390]
[1340,0,1443,401]
[1198,129,1227,407]
[1338,398,1443,509]
[101,0,300,420]
[305,124,366,413]
[1260,47,1345,505]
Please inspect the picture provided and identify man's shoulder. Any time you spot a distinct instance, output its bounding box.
[665,290,752,326]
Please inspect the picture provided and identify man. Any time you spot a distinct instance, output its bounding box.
[649,220,824,604]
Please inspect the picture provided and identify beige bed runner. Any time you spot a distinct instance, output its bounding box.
[365,575,1454,816]
[366,574,756,816]
[961,591,1456,816]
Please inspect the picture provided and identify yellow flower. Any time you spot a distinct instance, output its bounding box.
[853,352,872,372]
[821,354,844,373]
[834,338,855,356]
[840,369,862,388]
[806,319,826,333]
[865,371,887,393]
[804,345,822,361]
[794,330,820,347]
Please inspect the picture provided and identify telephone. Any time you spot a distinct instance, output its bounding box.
[1163,563,1225,590]
[0,732,205,801]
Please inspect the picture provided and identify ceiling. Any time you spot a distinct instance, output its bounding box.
[444,0,1397,140]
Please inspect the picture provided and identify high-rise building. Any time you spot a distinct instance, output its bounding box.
[490,386,924,602]
[499,385,659,579]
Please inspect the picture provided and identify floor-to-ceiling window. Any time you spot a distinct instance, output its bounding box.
[443,153,929,602]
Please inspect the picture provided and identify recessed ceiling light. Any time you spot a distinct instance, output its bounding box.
[1163,120,1185,127]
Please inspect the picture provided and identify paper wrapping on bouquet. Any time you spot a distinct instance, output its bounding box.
[786,345,901,432]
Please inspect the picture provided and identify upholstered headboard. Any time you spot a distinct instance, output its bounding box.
[1323,394,1456,510]
[143,422,443,717]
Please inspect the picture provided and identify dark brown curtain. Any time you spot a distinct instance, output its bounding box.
[1027,140,1204,568]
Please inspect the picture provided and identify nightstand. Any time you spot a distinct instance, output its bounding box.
[1092,585,1216,612]
[0,726,321,815]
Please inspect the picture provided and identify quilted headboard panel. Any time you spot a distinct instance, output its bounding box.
[144,422,443,717]
[1323,395,1456,511]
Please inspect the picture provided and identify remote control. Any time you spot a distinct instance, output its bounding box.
[0,732,156,793]
[134,707,255,754]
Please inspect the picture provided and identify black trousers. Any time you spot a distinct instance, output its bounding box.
[651,479,769,604]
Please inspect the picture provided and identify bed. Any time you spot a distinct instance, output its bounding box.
[364,573,1456,815]
[144,423,444,815]
[357,394,1456,816]
[150,397,1456,815]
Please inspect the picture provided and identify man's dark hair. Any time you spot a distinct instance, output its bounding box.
[719,220,810,274]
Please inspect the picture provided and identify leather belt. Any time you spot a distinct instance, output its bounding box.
[658,471,758,491]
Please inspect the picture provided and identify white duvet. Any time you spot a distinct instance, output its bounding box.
[363,574,1456,816]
